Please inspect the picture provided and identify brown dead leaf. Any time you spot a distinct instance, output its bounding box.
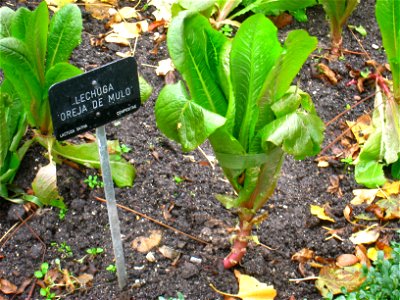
[310,204,336,222]
[323,226,345,241]
[343,205,353,223]
[158,245,180,261]
[315,264,365,297]
[83,0,115,20]
[75,273,93,289]
[269,12,293,28]
[211,270,277,300]
[355,245,371,268]
[317,63,338,85]
[132,230,162,253]
[0,278,17,294]
[148,20,167,32]
[327,175,343,197]
[292,248,315,277]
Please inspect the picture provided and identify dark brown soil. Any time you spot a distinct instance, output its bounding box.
[0,1,395,299]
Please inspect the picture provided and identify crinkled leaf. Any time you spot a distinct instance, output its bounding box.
[32,161,64,207]
[0,7,15,38]
[316,264,365,297]
[235,0,317,19]
[258,29,317,128]
[155,81,226,152]
[349,227,380,245]
[46,4,82,70]
[44,62,83,95]
[376,0,400,98]
[261,109,324,159]
[52,140,135,187]
[0,37,42,125]
[167,11,228,115]
[230,14,282,150]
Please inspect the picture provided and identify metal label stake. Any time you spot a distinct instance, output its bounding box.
[48,57,141,290]
[96,125,127,289]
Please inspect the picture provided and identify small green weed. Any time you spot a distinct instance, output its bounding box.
[59,208,67,220]
[51,242,73,257]
[86,247,104,256]
[106,264,117,273]
[40,286,56,300]
[120,144,131,153]
[173,176,184,184]
[158,292,185,300]
[34,262,49,279]
[84,175,104,189]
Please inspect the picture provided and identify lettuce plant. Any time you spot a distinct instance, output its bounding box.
[320,0,359,56]
[354,0,400,187]
[155,11,323,268]
[172,0,317,29]
[0,2,152,205]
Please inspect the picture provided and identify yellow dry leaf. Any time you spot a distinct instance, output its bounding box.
[211,270,277,300]
[148,0,176,22]
[367,246,393,261]
[117,7,138,19]
[351,189,379,205]
[376,181,400,198]
[375,197,400,220]
[349,226,380,245]
[46,0,76,11]
[310,205,335,222]
[346,114,372,145]
[104,34,130,46]
[111,22,140,38]
[132,230,162,253]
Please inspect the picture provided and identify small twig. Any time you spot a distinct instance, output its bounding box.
[0,222,20,245]
[94,197,210,245]
[141,63,157,68]
[324,92,375,127]
[0,211,36,249]
[289,276,319,283]
[197,146,215,170]
[347,27,371,60]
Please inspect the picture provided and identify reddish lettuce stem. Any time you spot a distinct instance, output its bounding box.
[223,217,253,269]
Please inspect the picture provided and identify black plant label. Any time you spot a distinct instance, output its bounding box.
[49,57,140,141]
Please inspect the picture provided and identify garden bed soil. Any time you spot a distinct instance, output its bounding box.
[0,0,395,299]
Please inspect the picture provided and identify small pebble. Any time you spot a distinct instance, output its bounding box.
[372,43,379,49]
[146,252,156,262]
[354,95,361,101]
[189,256,202,264]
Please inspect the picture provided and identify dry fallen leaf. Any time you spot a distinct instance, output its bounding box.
[211,270,277,300]
[158,245,180,261]
[83,0,116,20]
[374,197,400,220]
[291,248,315,276]
[310,204,335,222]
[315,264,365,297]
[354,244,371,267]
[132,230,162,253]
[317,63,338,84]
[327,175,343,197]
[346,114,373,145]
[0,278,17,294]
[376,181,400,198]
[45,0,76,11]
[349,226,380,245]
[351,188,378,205]
[148,0,176,22]
[75,273,93,289]
[156,58,175,76]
